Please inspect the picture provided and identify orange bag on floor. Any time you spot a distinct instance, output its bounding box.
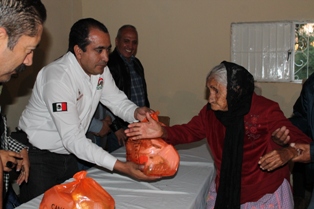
[39,171,115,209]
[126,111,180,177]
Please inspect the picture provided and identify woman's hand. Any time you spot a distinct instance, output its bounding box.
[125,112,165,140]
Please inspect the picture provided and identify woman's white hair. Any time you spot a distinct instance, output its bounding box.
[206,63,227,87]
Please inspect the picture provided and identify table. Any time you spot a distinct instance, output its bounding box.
[17,139,215,209]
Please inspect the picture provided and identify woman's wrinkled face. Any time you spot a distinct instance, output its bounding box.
[207,77,228,111]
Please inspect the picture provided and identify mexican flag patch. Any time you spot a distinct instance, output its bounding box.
[52,102,67,112]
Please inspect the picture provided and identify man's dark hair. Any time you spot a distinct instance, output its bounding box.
[68,18,109,54]
[0,0,47,50]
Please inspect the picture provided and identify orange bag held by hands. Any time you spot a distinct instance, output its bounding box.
[39,171,115,209]
[126,111,180,177]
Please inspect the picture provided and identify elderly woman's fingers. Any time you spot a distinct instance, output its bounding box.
[258,149,291,171]
[259,154,282,171]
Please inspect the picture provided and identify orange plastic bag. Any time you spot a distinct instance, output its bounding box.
[39,171,115,209]
[126,111,180,177]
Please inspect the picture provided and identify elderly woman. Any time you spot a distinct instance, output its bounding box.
[125,61,312,209]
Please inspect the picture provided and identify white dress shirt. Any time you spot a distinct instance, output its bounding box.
[19,52,138,171]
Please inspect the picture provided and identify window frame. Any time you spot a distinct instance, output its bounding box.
[231,21,314,83]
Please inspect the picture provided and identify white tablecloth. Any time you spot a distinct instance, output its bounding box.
[17,139,215,209]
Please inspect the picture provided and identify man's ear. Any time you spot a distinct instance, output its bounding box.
[74,45,82,59]
[0,27,8,43]
[0,27,8,51]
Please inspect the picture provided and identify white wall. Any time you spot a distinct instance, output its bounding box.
[1,0,313,130]
[81,0,314,125]
[0,0,82,130]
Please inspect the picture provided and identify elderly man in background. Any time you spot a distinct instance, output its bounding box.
[272,72,314,209]
[0,0,46,208]
[91,25,150,153]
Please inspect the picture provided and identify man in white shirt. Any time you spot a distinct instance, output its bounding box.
[18,18,158,203]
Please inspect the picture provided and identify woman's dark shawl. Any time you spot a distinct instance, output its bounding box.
[213,61,254,209]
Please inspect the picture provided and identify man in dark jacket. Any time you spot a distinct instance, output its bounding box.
[109,25,149,108]
[88,25,149,152]
[272,73,314,208]
[287,74,314,209]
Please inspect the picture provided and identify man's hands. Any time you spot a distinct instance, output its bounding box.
[271,126,290,146]
[271,126,312,163]
[290,143,311,163]
[134,107,154,122]
[16,148,29,185]
[125,112,165,140]
[258,147,298,171]
[261,125,312,170]
[113,160,160,181]
[0,150,22,172]
[95,115,112,137]
[0,148,30,185]
[114,129,127,146]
